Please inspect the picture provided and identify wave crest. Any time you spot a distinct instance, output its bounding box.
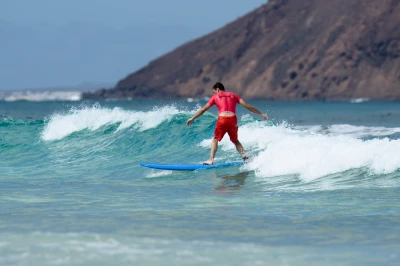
[41,104,185,141]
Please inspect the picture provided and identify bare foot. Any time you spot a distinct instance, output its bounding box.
[202,159,214,165]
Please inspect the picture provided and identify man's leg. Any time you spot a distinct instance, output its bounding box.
[203,138,218,165]
[234,140,248,160]
[228,118,247,161]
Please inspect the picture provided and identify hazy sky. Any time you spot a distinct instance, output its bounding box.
[0,0,267,90]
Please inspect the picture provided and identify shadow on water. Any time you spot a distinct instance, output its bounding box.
[214,171,251,194]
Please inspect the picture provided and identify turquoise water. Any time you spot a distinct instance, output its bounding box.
[1,100,400,265]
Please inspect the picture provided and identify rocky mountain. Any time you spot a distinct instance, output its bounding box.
[83,0,400,100]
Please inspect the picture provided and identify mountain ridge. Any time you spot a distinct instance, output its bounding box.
[84,0,400,100]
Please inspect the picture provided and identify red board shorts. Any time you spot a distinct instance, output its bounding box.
[214,116,238,142]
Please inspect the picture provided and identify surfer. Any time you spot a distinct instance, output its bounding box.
[186,82,268,165]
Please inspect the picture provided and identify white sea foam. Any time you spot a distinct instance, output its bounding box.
[41,104,183,141]
[2,91,82,102]
[295,124,400,138]
[145,170,173,178]
[199,121,400,181]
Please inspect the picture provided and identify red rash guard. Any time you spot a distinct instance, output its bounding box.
[207,92,241,114]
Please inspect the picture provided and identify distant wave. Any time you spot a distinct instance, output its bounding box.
[350,98,369,103]
[0,91,82,102]
[186,97,210,103]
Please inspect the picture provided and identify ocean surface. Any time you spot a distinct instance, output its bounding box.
[1,98,400,266]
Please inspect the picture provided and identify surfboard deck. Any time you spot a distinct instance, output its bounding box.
[140,161,245,171]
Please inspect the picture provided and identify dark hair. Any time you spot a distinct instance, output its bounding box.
[212,82,225,91]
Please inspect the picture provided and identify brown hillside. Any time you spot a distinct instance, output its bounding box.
[83,0,400,100]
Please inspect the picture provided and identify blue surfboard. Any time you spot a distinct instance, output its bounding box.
[140,161,245,171]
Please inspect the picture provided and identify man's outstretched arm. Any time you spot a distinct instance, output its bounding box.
[186,103,211,126]
[239,99,268,120]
